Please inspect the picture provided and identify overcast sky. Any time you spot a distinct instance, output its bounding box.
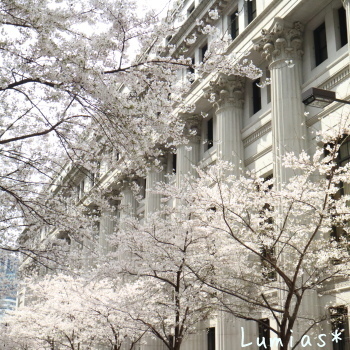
[137,0,173,17]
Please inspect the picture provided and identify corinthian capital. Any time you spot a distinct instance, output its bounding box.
[253,18,304,64]
[203,73,245,109]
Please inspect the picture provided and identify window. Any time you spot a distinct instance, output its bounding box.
[314,22,328,66]
[259,174,275,281]
[165,35,173,45]
[261,245,277,281]
[57,231,71,245]
[206,118,214,150]
[140,178,146,199]
[266,69,271,104]
[201,43,208,62]
[77,179,85,200]
[230,11,239,40]
[172,153,177,174]
[252,79,262,114]
[258,319,270,350]
[338,7,348,48]
[187,57,195,82]
[247,0,257,24]
[330,306,349,350]
[187,3,195,16]
[207,327,215,350]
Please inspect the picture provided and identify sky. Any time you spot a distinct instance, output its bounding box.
[137,0,174,17]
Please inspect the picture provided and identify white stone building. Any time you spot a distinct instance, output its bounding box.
[119,0,350,349]
[18,0,350,349]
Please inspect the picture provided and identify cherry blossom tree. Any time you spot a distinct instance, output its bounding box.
[101,211,214,350]
[0,0,261,268]
[5,274,147,350]
[147,122,350,349]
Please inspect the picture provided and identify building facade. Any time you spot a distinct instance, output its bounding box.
[19,0,350,349]
[127,0,350,349]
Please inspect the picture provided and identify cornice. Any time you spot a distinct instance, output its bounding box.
[168,0,213,49]
[167,0,240,58]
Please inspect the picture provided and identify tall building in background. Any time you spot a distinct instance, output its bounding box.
[0,252,17,319]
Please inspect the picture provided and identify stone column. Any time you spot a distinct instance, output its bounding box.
[120,180,137,220]
[204,74,245,176]
[254,19,321,348]
[342,0,350,59]
[145,156,167,218]
[99,208,115,254]
[254,18,307,187]
[176,115,201,187]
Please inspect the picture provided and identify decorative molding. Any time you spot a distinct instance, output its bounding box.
[198,147,217,169]
[244,145,272,167]
[243,121,272,147]
[320,65,350,91]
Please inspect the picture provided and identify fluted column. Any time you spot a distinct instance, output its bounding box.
[342,0,350,59]
[120,181,137,220]
[99,208,115,253]
[145,156,167,217]
[176,115,201,187]
[205,74,245,176]
[255,19,320,349]
[255,18,306,188]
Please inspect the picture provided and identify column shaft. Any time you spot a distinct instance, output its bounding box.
[99,209,115,253]
[216,103,244,175]
[145,165,166,217]
[120,185,137,220]
[270,59,306,185]
[254,18,306,186]
[176,116,201,187]
[204,74,245,176]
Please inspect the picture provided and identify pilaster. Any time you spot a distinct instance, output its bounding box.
[254,18,307,186]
